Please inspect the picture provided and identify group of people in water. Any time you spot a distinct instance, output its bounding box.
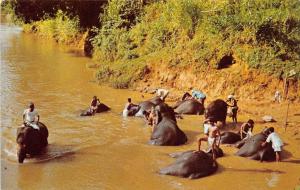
[22,87,283,162]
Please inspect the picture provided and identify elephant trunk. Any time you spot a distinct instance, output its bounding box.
[17,144,26,163]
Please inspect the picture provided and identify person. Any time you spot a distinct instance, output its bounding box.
[240,119,254,140]
[192,89,206,105]
[23,102,40,130]
[90,96,101,115]
[123,98,139,116]
[147,106,159,132]
[261,127,283,162]
[156,88,169,101]
[274,90,281,103]
[227,94,238,123]
[197,120,221,164]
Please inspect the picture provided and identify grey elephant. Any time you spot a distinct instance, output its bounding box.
[173,99,205,115]
[235,128,276,161]
[149,103,187,146]
[159,150,219,179]
[80,103,110,116]
[205,99,228,125]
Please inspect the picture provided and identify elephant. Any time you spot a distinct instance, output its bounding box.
[205,99,228,125]
[16,122,49,163]
[149,103,187,146]
[80,103,110,116]
[173,99,205,115]
[159,150,219,179]
[235,128,276,161]
[220,131,242,144]
[125,96,163,117]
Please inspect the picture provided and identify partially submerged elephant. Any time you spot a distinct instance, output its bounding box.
[235,128,276,161]
[80,103,110,116]
[220,131,241,144]
[205,99,228,125]
[124,96,163,117]
[159,150,219,179]
[149,103,187,146]
[173,99,204,115]
[16,122,49,163]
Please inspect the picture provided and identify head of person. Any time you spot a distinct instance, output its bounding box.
[128,98,131,103]
[227,94,234,100]
[93,96,97,100]
[29,102,34,111]
[269,127,274,134]
[248,119,254,126]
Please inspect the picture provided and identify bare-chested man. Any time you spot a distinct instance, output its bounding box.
[197,120,221,163]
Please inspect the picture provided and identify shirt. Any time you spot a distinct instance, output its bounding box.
[203,123,212,135]
[23,109,39,122]
[156,89,169,97]
[266,132,283,147]
[192,90,206,99]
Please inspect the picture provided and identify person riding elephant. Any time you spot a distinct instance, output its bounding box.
[149,103,187,146]
[16,122,49,163]
[235,127,277,162]
[192,89,206,105]
[122,98,140,117]
[205,99,228,126]
[80,97,110,116]
[23,102,40,130]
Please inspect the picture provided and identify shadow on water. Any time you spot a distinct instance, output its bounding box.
[218,165,286,174]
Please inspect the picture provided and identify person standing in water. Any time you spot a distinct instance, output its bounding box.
[239,119,254,140]
[23,102,40,130]
[227,94,238,123]
[261,127,283,162]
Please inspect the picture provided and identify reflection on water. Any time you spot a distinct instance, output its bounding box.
[1,23,300,190]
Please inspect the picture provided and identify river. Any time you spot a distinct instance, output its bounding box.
[1,22,300,190]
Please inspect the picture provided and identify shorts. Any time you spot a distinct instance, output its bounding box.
[273,145,282,152]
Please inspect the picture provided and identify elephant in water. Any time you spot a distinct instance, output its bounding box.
[205,99,228,125]
[16,122,49,163]
[80,103,110,116]
[173,99,204,115]
[159,150,219,179]
[220,131,242,144]
[235,128,276,161]
[149,103,187,146]
[124,96,163,117]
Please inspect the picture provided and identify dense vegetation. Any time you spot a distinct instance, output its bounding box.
[2,0,300,88]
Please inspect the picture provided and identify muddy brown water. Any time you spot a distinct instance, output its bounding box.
[1,23,300,190]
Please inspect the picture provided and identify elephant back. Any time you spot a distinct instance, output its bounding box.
[174,99,204,115]
[205,99,227,122]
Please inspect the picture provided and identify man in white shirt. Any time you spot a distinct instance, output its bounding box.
[23,102,40,130]
[261,127,283,162]
[156,88,169,101]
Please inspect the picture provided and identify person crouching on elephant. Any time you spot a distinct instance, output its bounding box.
[192,89,206,105]
[240,119,254,140]
[261,127,283,162]
[197,120,221,164]
[90,96,100,115]
[227,95,238,123]
[156,88,169,102]
[23,102,40,130]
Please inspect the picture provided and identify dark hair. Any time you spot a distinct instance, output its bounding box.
[248,119,254,125]
[269,127,274,133]
[128,98,131,102]
[93,96,97,99]
[29,102,34,108]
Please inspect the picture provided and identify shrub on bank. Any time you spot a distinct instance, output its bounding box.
[93,0,300,87]
[23,10,80,44]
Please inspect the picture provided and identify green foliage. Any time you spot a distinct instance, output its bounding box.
[93,0,300,87]
[25,10,80,44]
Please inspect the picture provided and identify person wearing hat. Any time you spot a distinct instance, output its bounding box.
[239,119,254,140]
[23,102,40,130]
[226,94,238,123]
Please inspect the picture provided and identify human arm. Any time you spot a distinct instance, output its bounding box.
[217,130,221,147]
